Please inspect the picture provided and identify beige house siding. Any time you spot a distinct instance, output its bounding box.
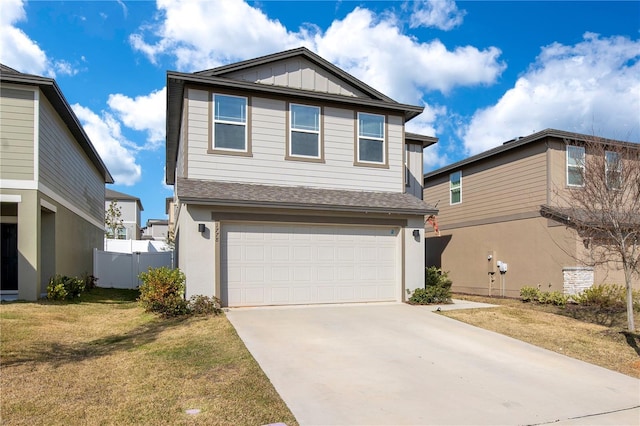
[424,142,548,228]
[0,87,35,181]
[224,57,366,97]
[38,193,103,293]
[405,143,423,199]
[426,217,578,297]
[39,95,104,223]
[185,89,404,193]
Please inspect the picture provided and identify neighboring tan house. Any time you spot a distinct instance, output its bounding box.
[105,188,143,240]
[166,47,438,307]
[0,64,113,301]
[423,129,638,297]
[141,219,169,241]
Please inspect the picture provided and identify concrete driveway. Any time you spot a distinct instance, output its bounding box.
[226,302,640,426]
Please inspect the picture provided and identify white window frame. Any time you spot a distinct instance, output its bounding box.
[605,150,622,190]
[212,93,248,152]
[357,112,386,165]
[450,171,462,205]
[289,103,321,159]
[567,145,585,187]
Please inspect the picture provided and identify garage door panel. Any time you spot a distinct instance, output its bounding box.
[293,287,312,303]
[222,223,398,307]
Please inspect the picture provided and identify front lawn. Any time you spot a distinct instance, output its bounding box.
[444,294,640,378]
[0,288,297,426]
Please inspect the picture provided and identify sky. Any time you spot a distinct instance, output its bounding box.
[1,0,639,224]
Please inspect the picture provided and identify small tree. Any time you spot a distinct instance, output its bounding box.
[105,199,124,239]
[544,136,639,331]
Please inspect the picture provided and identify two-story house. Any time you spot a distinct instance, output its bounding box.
[141,219,169,241]
[423,129,638,297]
[105,188,144,240]
[166,48,438,307]
[1,64,113,301]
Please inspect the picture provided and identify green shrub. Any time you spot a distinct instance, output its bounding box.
[46,275,85,300]
[408,267,452,305]
[520,286,540,303]
[138,267,189,317]
[188,295,223,316]
[546,291,569,307]
[47,281,68,301]
[572,284,639,311]
[425,266,452,289]
[409,286,452,305]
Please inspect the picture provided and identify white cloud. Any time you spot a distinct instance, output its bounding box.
[462,33,640,155]
[130,1,504,99]
[129,0,311,71]
[315,7,504,101]
[72,104,142,186]
[0,0,48,75]
[129,0,505,145]
[0,0,81,77]
[108,88,167,150]
[410,0,466,31]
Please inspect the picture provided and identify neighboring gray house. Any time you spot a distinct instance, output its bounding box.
[166,47,438,307]
[105,188,143,240]
[141,219,169,241]
[0,64,113,300]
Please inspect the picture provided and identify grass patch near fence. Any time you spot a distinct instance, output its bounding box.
[0,288,297,426]
[444,294,640,378]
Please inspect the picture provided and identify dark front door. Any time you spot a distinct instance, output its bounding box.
[1,224,18,291]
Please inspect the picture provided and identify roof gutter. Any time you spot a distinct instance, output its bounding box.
[176,196,437,216]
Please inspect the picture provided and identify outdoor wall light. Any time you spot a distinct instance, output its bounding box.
[412,229,420,239]
[198,223,205,233]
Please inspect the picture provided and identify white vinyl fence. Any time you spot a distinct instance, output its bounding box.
[93,248,174,289]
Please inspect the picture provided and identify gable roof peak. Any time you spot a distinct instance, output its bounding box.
[192,46,395,103]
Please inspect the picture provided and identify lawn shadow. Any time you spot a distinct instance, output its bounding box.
[559,304,628,328]
[27,287,141,306]
[2,316,189,367]
[621,331,640,356]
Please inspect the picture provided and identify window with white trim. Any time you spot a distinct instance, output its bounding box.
[289,104,320,158]
[450,171,461,205]
[605,150,621,189]
[212,94,247,151]
[357,112,385,164]
[567,145,585,187]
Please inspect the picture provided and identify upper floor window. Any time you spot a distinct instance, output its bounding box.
[450,171,462,205]
[212,94,247,151]
[605,150,622,189]
[567,145,585,187]
[289,104,321,159]
[405,144,410,187]
[357,112,385,165]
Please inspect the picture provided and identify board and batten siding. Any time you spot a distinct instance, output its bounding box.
[423,142,548,228]
[39,95,105,223]
[185,89,404,193]
[406,143,423,199]
[224,57,366,98]
[0,87,35,181]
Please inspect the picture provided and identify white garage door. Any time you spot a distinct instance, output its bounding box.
[221,223,399,307]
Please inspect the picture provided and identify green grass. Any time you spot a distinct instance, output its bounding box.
[0,288,297,426]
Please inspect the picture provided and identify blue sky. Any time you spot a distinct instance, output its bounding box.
[2,0,638,223]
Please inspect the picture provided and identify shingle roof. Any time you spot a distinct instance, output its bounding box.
[423,129,637,181]
[106,189,144,210]
[177,178,437,216]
